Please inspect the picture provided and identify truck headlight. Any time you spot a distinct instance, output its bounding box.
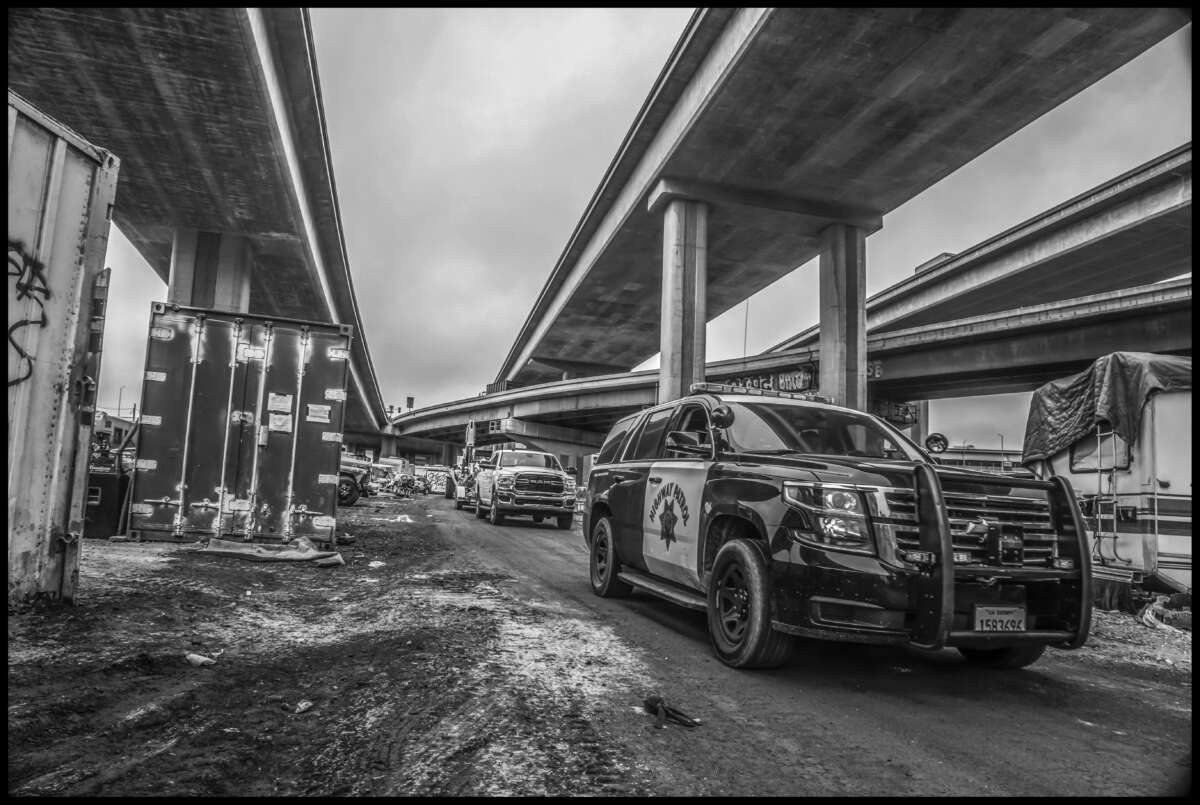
[563,478,576,493]
[782,482,875,554]
[497,475,514,490]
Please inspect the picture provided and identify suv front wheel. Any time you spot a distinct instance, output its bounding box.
[488,496,505,526]
[707,539,793,669]
[589,516,632,598]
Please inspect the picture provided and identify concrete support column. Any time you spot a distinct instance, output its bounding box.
[818,223,867,410]
[440,443,454,466]
[658,198,708,403]
[911,400,930,445]
[167,229,252,312]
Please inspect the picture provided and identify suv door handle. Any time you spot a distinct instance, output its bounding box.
[648,476,662,485]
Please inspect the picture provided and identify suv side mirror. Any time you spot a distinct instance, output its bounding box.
[711,404,735,429]
[666,431,710,456]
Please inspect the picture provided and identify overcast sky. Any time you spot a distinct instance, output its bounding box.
[96,11,1191,451]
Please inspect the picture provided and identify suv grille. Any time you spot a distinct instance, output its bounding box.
[882,485,1057,567]
[514,473,564,493]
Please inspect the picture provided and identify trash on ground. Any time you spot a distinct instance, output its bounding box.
[642,695,701,728]
[313,554,346,568]
[368,560,386,568]
[186,652,217,667]
[294,700,314,714]
[198,536,343,565]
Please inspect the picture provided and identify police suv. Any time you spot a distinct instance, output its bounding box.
[583,383,1091,670]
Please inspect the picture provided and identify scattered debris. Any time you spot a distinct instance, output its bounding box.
[185,653,216,667]
[643,695,701,729]
[293,700,314,715]
[368,560,386,569]
[198,536,343,565]
[314,554,346,568]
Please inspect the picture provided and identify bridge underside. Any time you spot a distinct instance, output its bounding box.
[402,280,1191,444]
[8,8,384,433]
[508,7,1189,387]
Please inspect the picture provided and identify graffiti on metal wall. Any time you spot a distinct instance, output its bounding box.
[7,238,52,387]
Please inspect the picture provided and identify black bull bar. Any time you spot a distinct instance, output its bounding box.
[908,464,1092,651]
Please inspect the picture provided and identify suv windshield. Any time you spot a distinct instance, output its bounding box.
[720,401,923,461]
[498,451,562,470]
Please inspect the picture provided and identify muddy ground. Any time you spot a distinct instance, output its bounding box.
[8,494,1192,796]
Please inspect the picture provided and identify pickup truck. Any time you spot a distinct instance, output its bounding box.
[473,449,577,529]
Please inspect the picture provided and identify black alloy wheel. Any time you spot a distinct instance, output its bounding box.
[589,516,631,598]
[706,539,792,669]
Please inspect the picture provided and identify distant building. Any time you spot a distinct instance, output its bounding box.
[937,446,1031,477]
[94,410,137,449]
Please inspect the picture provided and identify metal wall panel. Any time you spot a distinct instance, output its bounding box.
[7,90,120,604]
[130,304,352,544]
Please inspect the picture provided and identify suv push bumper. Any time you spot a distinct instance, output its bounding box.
[770,466,1092,651]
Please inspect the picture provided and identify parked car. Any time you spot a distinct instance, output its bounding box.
[582,382,1092,670]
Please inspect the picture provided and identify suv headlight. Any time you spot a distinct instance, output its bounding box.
[782,482,875,554]
[497,475,515,490]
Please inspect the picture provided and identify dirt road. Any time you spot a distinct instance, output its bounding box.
[8,494,1191,796]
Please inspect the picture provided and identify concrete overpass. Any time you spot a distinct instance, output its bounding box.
[7,8,388,438]
[495,7,1189,410]
[394,277,1191,466]
[773,144,1192,351]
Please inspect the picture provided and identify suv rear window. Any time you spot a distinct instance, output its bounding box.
[596,416,636,465]
[623,407,673,461]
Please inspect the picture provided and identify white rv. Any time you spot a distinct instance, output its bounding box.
[1021,352,1191,594]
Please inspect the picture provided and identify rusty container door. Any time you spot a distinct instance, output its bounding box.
[7,90,120,604]
[130,304,352,544]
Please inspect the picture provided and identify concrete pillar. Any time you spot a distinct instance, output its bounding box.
[440,443,454,466]
[658,198,708,403]
[817,223,867,410]
[167,229,252,312]
[911,400,930,446]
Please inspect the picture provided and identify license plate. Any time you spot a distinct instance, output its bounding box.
[974,605,1026,632]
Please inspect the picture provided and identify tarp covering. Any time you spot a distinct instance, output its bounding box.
[1021,352,1192,465]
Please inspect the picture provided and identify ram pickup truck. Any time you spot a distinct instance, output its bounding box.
[583,383,1092,671]
[474,449,577,529]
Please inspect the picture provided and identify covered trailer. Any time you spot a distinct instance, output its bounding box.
[129,304,353,545]
[1021,352,1191,595]
[8,90,120,604]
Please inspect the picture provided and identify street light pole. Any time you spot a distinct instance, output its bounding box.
[997,432,1004,453]
[117,385,126,418]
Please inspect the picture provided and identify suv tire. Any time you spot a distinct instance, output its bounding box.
[337,475,360,507]
[556,514,573,530]
[707,539,792,669]
[488,496,505,526]
[957,644,1045,670]
[589,516,632,598]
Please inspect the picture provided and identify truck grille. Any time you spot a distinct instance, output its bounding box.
[881,484,1058,567]
[514,473,563,494]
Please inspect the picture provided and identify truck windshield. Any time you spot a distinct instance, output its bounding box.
[720,401,923,461]
[498,451,562,470]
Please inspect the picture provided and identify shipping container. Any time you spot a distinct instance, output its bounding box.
[8,90,120,604]
[129,303,353,545]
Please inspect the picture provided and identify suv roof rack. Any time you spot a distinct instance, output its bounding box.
[688,382,833,404]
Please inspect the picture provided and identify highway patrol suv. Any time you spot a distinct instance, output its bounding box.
[583,383,1091,670]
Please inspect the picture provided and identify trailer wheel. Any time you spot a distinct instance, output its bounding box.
[337,474,360,507]
[957,644,1045,670]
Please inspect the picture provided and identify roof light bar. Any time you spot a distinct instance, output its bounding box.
[688,382,833,404]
